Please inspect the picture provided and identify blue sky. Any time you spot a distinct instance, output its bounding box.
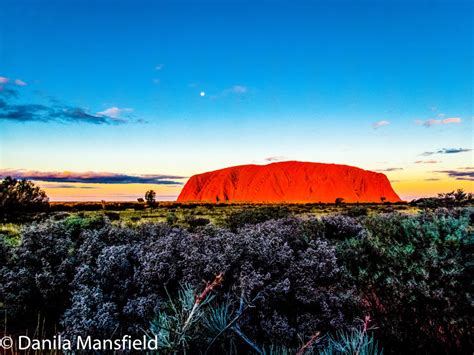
[0,0,472,200]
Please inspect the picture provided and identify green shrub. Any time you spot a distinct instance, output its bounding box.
[346,206,369,217]
[338,209,472,353]
[184,215,210,231]
[166,212,178,225]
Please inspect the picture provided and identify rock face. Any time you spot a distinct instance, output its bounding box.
[177,161,402,203]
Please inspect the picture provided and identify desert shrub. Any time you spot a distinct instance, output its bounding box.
[322,215,365,240]
[166,212,178,225]
[0,215,107,332]
[1,208,471,353]
[0,177,49,220]
[50,212,71,220]
[60,218,358,349]
[61,223,187,338]
[148,281,383,355]
[61,214,107,238]
[184,215,210,231]
[346,206,369,217]
[104,211,120,220]
[338,209,472,353]
[0,238,12,267]
[410,189,473,209]
[224,206,291,231]
[133,203,145,210]
[0,221,76,331]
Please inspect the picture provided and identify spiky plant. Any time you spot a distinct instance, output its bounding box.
[147,273,223,353]
[318,316,383,355]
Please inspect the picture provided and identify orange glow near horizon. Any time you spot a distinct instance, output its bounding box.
[392,179,473,201]
[37,177,473,202]
[38,182,181,202]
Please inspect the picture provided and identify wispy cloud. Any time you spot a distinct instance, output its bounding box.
[415,117,462,127]
[422,148,472,156]
[435,168,474,181]
[40,184,99,189]
[97,107,133,119]
[228,85,247,94]
[0,86,134,125]
[211,85,249,99]
[414,160,440,164]
[375,167,403,172]
[155,64,164,70]
[14,79,27,86]
[0,77,9,84]
[0,169,186,185]
[372,120,390,129]
[264,156,287,162]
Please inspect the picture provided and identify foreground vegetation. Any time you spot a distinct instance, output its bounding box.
[1,206,472,354]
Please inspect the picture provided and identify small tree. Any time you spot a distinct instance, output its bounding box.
[335,197,345,206]
[380,196,386,203]
[0,176,49,218]
[454,189,467,205]
[145,190,156,207]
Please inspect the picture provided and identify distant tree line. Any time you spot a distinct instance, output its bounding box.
[410,189,473,208]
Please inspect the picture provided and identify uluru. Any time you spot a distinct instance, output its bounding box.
[177,161,402,203]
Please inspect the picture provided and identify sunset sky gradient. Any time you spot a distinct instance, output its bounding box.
[0,0,472,201]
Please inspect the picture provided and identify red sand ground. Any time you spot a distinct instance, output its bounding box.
[178,161,402,203]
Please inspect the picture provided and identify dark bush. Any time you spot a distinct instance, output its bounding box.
[410,189,473,209]
[0,216,106,332]
[166,211,178,225]
[58,218,358,347]
[322,214,365,240]
[0,238,12,267]
[346,205,369,217]
[184,215,210,230]
[0,221,76,331]
[0,177,49,219]
[224,206,291,231]
[104,211,120,220]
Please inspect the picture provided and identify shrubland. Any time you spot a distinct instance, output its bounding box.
[0,206,472,354]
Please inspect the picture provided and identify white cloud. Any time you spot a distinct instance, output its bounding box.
[442,117,462,124]
[210,85,249,99]
[415,117,462,127]
[97,107,133,119]
[414,160,440,164]
[229,85,247,94]
[0,76,9,84]
[372,120,390,129]
[155,64,164,70]
[14,79,27,86]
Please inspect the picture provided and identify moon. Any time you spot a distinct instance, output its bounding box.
[200,91,206,97]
